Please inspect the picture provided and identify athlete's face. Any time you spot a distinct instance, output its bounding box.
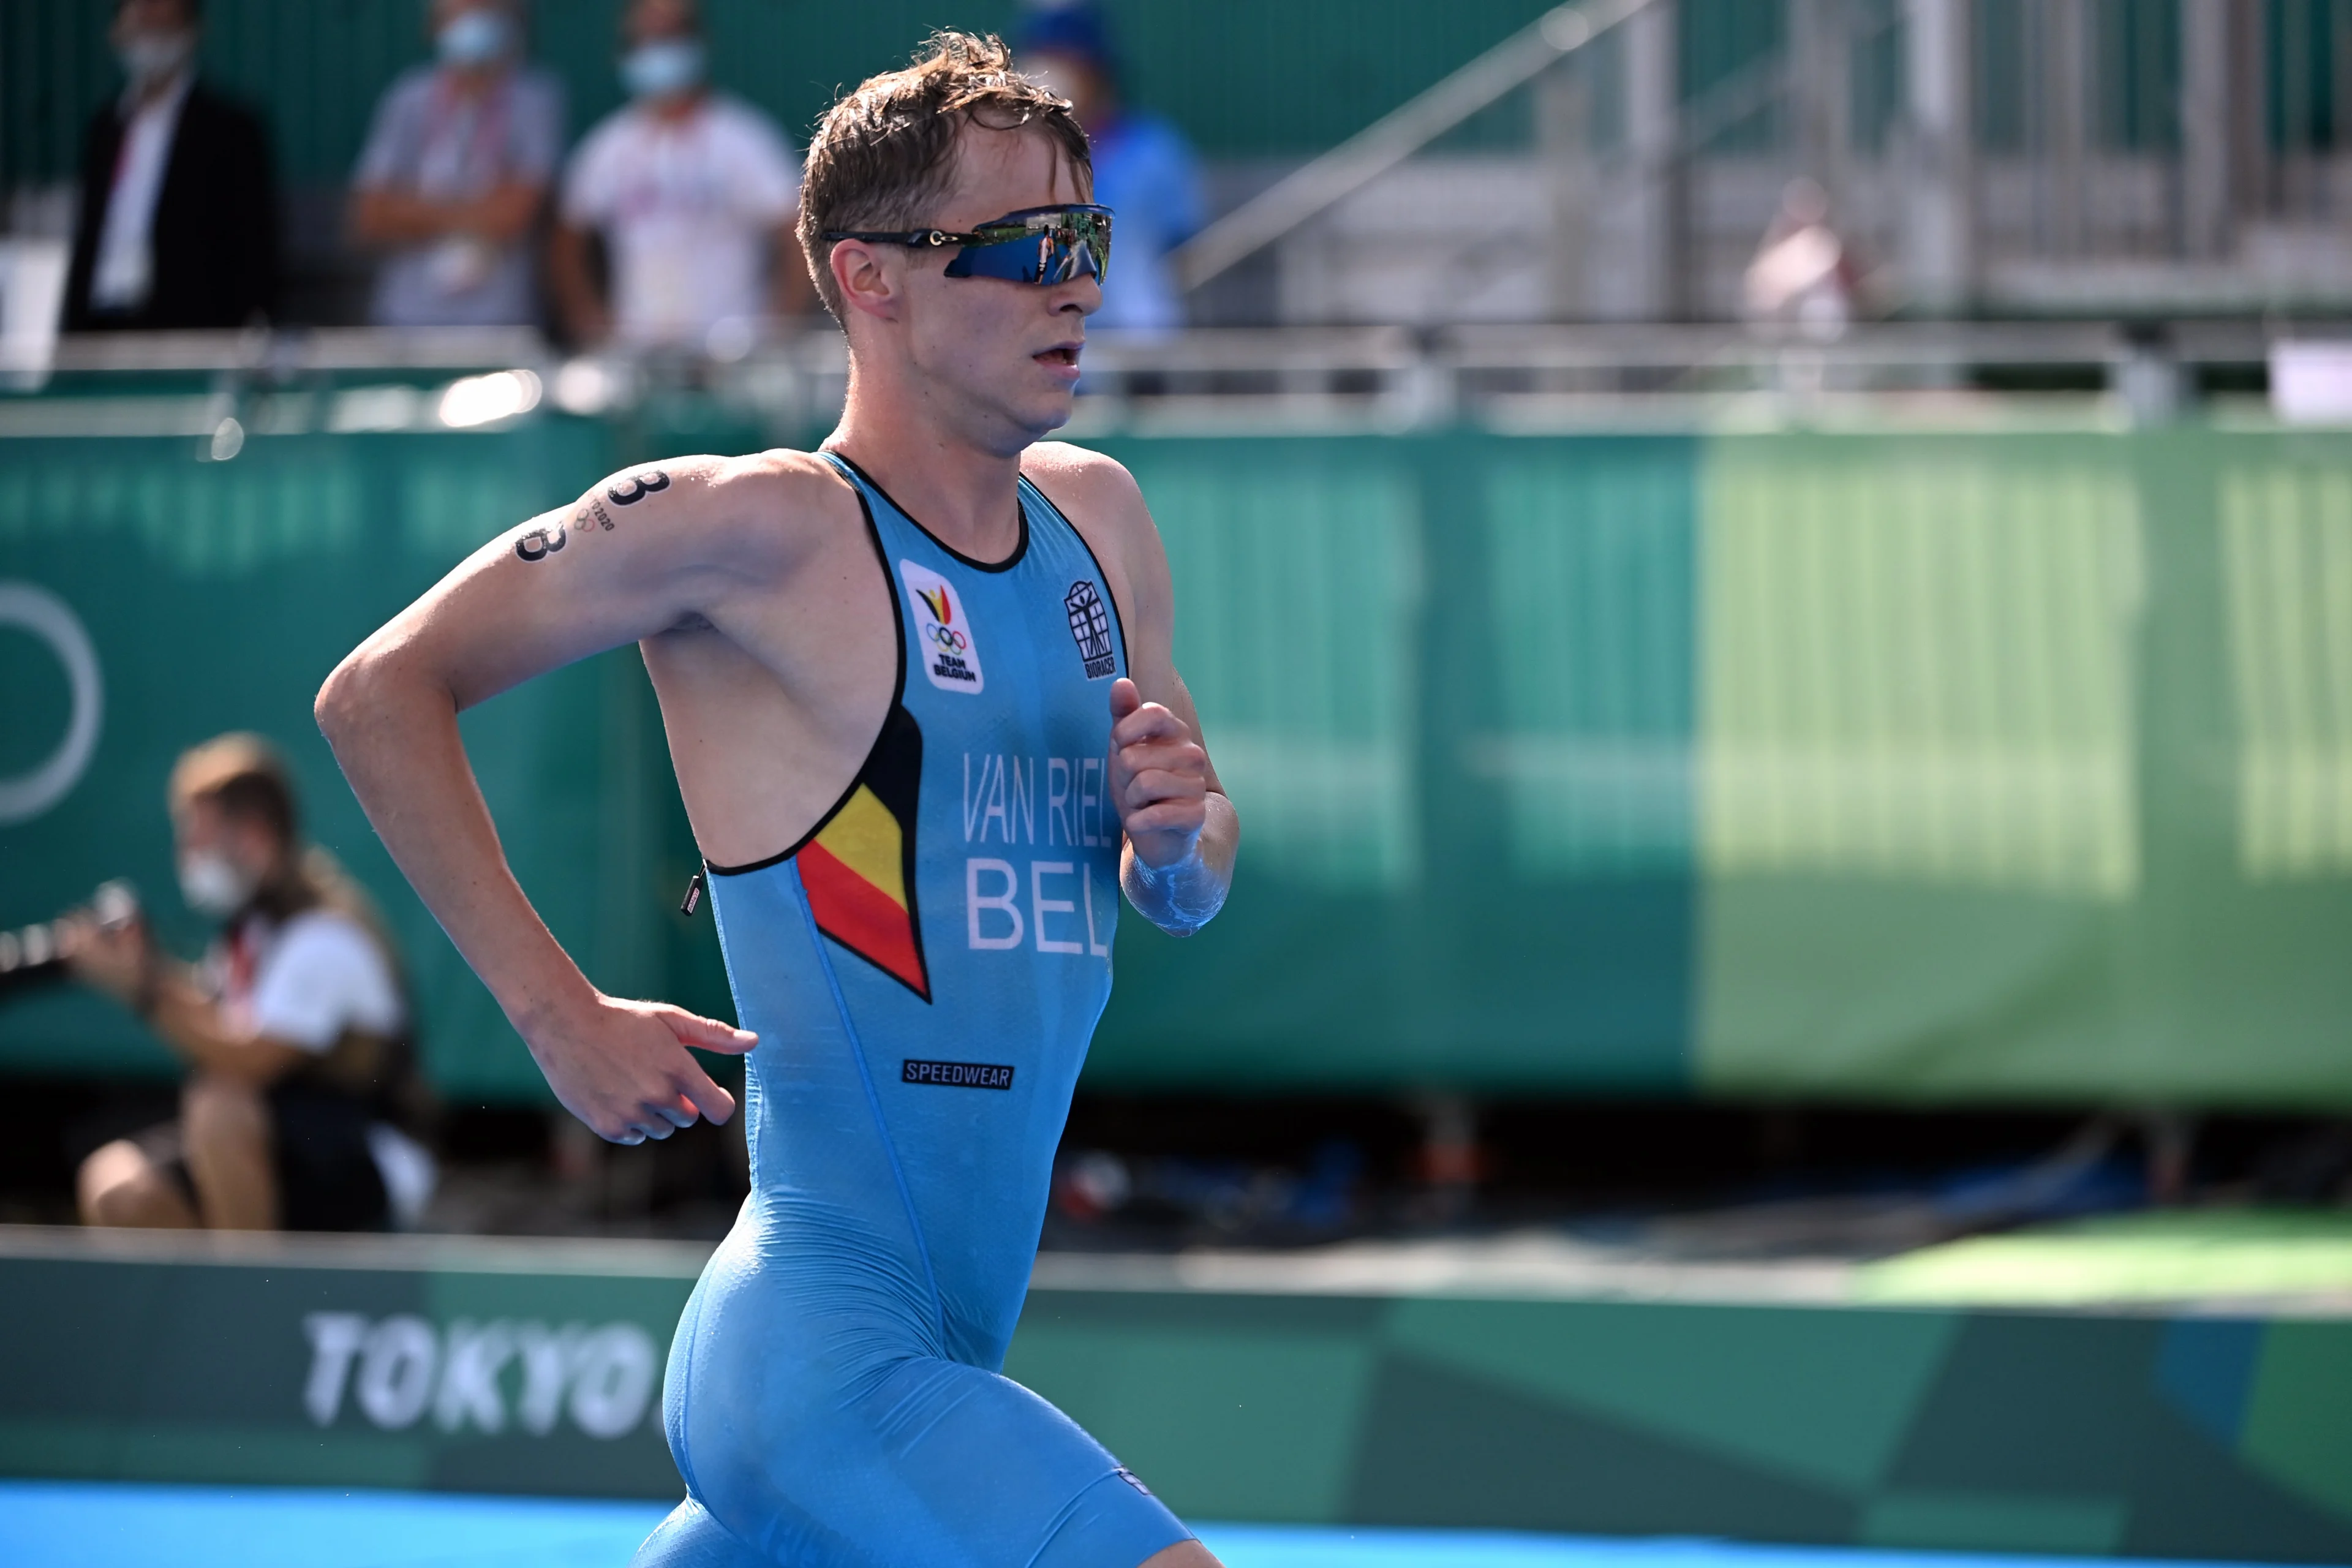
[892,125,1099,451]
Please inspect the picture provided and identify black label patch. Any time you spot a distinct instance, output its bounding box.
[1065,581,1116,679]
[902,1058,1015,1090]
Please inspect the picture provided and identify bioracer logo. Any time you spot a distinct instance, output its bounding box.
[1065,580,1115,679]
[901,560,984,693]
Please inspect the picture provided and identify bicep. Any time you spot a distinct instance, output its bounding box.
[367,472,729,711]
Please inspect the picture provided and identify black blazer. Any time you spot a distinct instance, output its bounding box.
[64,81,280,331]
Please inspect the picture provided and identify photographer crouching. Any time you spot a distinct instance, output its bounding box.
[61,734,434,1231]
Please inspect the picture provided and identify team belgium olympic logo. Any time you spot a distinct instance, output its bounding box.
[901,561,985,693]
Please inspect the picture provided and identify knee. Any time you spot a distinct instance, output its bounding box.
[183,1074,268,1154]
[78,1139,171,1227]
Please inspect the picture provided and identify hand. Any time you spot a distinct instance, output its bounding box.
[523,994,758,1145]
[1109,677,1210,870]
[59,910,152,1006]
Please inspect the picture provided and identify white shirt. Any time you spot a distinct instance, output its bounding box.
[562,94,799,345]
[217,908,406,1054]
[214,906,434,1226]
[91,70,195,312]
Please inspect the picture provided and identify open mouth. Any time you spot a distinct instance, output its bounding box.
[1036,345,1081,369]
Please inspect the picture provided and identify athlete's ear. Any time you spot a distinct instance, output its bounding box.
[831,239,903,325]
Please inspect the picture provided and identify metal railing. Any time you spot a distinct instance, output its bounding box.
[0,319,2304,443]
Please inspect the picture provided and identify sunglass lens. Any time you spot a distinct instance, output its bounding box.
[942,211,1110,285]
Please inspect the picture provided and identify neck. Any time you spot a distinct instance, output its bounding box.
[444,62,504,95]
[827,366,1031,556]
[131,67,188,110]
[249,851,315,921]
[649,90,706,123]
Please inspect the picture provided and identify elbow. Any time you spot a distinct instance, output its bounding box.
[314,647,384,755]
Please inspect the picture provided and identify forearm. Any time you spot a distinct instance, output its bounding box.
[470,181,544,246]
[549,225,609,341]
[141,971,287,1083]
[351,184,538,247]
[317,655,593,1038]
[771,226,815,317]
[351,189,450,245]
[1121,793,1237,937]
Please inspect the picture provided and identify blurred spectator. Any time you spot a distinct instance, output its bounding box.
[1743,178,1863,341]
[349,0,562,328]
[66,735,434,1233]
[552,0,809,350]
[1017,2,1202,334]
[62,0,279,332]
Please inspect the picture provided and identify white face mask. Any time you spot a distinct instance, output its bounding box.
[620,39,705,100]
[116,29,196,88]
[178,849,256,918]
[436,9,511,67]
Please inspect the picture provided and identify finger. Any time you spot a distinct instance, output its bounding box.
[1123,799,1212,836]
[654,1096,697,1129]
[1123,771,1209,810]
[676,1066,740,1126]
[1109,677,1142,723]
[1111,703,1186,749]
[660,1007,759,1055]
[1114,742,1206,782]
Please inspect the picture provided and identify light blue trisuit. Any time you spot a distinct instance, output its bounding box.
[635,453,1194,1567]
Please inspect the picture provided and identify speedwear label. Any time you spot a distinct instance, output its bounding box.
[901,1059,1016,1090]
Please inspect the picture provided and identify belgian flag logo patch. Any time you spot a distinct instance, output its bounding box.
[798,706,931,1000]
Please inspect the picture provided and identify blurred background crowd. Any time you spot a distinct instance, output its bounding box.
[18,0,1204,350]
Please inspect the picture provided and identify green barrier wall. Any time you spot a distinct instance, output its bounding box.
[0,416,733,1101]
[4,421,2351,1107]
[4,1238,2351,1561]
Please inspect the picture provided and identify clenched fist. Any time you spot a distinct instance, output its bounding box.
[1108,677,1210,870]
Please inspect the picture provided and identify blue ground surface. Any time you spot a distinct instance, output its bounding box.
[0,1482,2285,1568]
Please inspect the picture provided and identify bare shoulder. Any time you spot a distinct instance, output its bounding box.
[1023,443,1177,647]
[564,448,862,579]
[1022,440,1147,522]
[1021,441,1162,581]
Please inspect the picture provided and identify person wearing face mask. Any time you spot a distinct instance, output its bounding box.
[63,734,434,1234]
[62,0,279,331]
[1016,2,1200,336]
[551,0,809,350]
[349,0,564,328]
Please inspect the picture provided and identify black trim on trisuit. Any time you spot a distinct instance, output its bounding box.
[828,449,1030,574]
[1017,472,1129,677]
[703,458,911,877]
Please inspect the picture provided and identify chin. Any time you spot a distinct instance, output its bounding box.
[1009,389,1077,440]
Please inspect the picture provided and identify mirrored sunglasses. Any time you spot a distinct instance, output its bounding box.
[823,205,1113,286]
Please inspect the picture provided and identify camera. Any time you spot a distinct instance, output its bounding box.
[0,881,141,1000]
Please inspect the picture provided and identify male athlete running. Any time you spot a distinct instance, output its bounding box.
[318,32,1234,1568]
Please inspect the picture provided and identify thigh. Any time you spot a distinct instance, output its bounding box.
[632,1499,772,1568]
[688,1344,1193,1567]
[77,1134,196,1229]
[265,1084,388,1232]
